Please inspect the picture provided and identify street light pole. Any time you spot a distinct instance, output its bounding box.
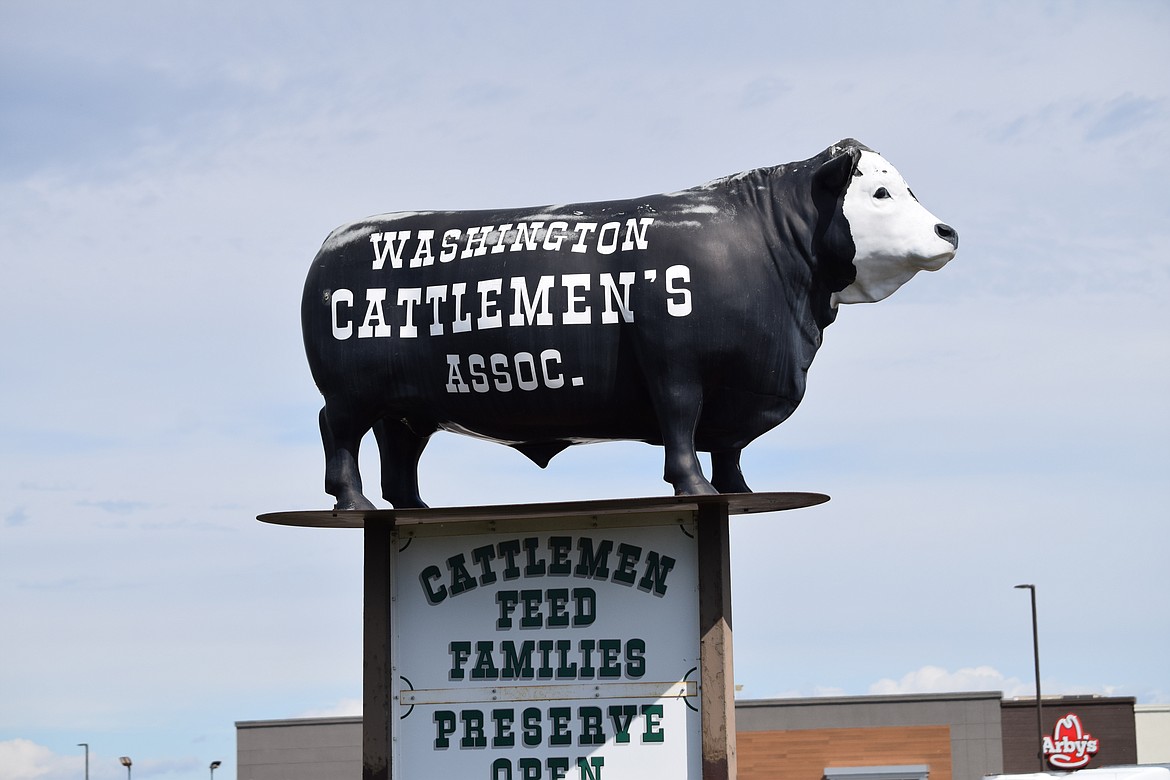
[119,755,132,780]
[1015,584,1044,771]
[77,743,88,780]
[210,760,222,779]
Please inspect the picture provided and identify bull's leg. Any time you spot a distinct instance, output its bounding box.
[320,403,378,511]
[372,418,432,509]
[655,386,718,496]
[711,449,751,494]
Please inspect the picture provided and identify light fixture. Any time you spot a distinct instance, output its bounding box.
[1015,583,1044,770]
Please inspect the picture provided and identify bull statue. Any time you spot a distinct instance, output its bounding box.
[302,139,958,509]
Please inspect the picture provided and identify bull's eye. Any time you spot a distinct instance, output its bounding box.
[874,187,891,199]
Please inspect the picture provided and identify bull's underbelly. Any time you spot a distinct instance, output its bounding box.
[312,330,809,455]
[422,382,801,454]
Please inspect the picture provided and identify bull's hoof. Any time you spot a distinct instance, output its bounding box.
[712,476,752,494]
[388,496,429,509]
[672,478,720,496]
[333,493,378,511]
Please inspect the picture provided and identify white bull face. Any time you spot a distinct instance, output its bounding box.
[835,150,958,304]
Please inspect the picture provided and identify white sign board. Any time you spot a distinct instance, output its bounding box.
[390,513,701,779]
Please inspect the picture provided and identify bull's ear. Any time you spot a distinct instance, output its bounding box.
[813,147,859,197]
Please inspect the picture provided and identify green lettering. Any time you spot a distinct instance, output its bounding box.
[549,706,571,746]
[572,588,596,627]
[612,543,641,585]
[556,639,578,678]
[449,641,471,681]
[598,639,621,678]
[522,707,542,746]
[498,539,522,579]
[575,538,613,578]
[420,565,446,604]
[496,590,519,629]
[547,757,570,779]
[578,706,604,745]
[519,757,541,780]
[472,641,499,680]
[434,710,456,748]
[578,639,596,679]
[447,553,476,596]
[523,536,546,576]
[501,640,535,680]
[625,638,646,678]
[578,756,605,780]
[608,704,637,744]
[548,535,572,575]
[461,709,486,748]
[638,550,676,596]
[520,589,542,628]
[547,588,569,627]
[472,544,498,585]
[491,708,515,747]
[642,704,664,743]
[537,640,555,678]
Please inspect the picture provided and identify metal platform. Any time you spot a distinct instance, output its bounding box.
[257,491,829,529]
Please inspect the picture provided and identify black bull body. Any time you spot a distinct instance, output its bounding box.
[302,139,954,509]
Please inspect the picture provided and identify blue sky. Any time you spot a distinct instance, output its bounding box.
[2,2,1168,778]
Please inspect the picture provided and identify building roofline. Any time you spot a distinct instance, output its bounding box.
[1002,694,1137,706]
[236,715,362,729]
[736,690,1005,708]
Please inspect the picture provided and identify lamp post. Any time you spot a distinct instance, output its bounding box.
[1015,583,1044,771]
[119,755,132,780]
[77,743,89,780]
[210,760,222,779]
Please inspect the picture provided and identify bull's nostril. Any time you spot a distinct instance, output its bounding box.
[936,223,959,249]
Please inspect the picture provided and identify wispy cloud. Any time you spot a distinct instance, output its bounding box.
[869,665,1028,697]
[0,739,80,780]
[76,499,152,515]
[868,666,1133,700]
[1083,93,1162,142]
[4,507,29,527]
[298,698,362,718]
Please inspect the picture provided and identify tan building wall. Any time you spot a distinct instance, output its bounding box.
[1136,704,1170,763]
[739,725,952,780]
[237,717,360,780]
[736,692,1004,780]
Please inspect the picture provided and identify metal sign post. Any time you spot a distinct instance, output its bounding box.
[364,519,393,780]
[697,501,736,780]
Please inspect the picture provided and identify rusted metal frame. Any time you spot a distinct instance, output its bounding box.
[697,501,737,780]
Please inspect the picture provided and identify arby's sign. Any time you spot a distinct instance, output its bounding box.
[1044,712,1100,769]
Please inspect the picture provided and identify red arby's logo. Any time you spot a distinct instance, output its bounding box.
[1044,713,1100,769]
